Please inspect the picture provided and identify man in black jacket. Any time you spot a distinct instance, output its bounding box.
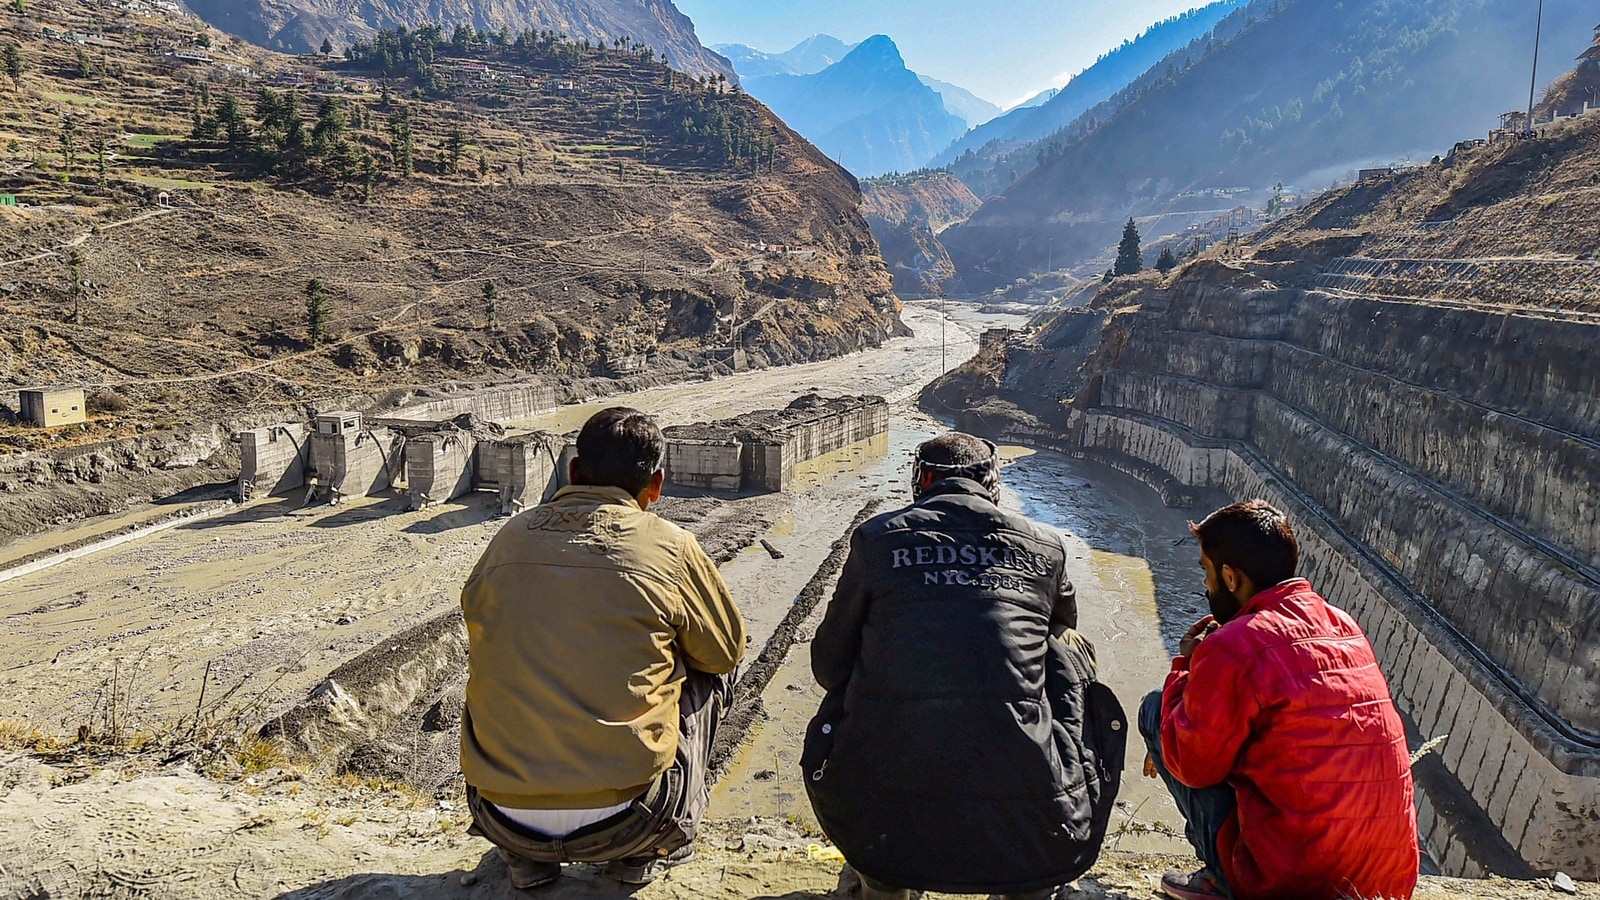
[803,432,1125,900]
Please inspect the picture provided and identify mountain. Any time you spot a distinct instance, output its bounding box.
[932,0,1249,187]
[1012,88,1059,110]
[919,75,1002,129]
[181,0,737,80]
[713,34,856,78]
[941,0,1598,288]
[741,35,968,177]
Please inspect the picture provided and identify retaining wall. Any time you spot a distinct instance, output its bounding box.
[406,433,477,511]
[1064,283,1600,876]
[238,424,309,499]
[396,383,560,423]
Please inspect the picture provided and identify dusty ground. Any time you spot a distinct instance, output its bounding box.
[0,756,1585,900]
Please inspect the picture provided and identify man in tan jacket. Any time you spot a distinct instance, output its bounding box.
[461,407,746,889]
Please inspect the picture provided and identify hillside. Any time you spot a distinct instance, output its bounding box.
[0,0,899,464]
[180,0,736,79]
[933,0,1248,194]
[860,172,982,296]
[739,35,967,178]
[942,0,1597,288]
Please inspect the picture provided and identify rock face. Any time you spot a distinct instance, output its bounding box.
[184,0,736,79]
[927,120,1600,878]
[861,173,982,297]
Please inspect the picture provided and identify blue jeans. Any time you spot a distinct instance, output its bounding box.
[1139,689,1237,897]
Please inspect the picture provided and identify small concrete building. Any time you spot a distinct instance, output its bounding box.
[19,387,87,428]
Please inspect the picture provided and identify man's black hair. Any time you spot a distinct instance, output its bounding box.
[573,407,665,496]
[1189,499,1299,589]
[915,432,1001,503]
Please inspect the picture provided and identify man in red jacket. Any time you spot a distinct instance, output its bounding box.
[1141,500,1418,900]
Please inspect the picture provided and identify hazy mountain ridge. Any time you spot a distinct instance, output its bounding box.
[712,34,856,78]
[182,0,736,79]
[918,75,1002,129]
[739,35,969,177]
[942,0,1598,288]
[933,0,1250,186]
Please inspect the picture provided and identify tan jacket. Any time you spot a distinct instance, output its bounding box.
[460,485,746,809]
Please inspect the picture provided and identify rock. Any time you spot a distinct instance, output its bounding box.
[459,873,477,887]
[1553,872,1577,894]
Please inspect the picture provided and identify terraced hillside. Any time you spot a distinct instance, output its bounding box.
[926,115,1600,879]
[0,0,899,530]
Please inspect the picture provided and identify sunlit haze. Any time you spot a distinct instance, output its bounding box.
[675,0,1222,107]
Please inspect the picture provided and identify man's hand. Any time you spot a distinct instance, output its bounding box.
[1179,615,1218,658]
[1143,752,1158,779]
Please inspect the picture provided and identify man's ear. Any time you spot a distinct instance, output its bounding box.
[644,469,665,504]
[567,457,582,486]
[1221,564,1240,593]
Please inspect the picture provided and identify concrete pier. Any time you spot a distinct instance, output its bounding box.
[238,424,309,500]
[662,395,890,494]
[307,413,399,504]
[476,432,566,515]
[405,433,477,511]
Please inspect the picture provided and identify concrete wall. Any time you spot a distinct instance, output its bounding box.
[743,400,890,492]
[1062,284,1600,877]
[308,426,398,503]
[238,424,310,499]
[406,433,476,511]
[396,383,559,423]
[666,439,743,492]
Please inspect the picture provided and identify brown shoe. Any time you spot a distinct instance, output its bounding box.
[1161,868,1227,900]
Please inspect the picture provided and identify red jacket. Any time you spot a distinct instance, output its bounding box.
[1161,579,1418,900]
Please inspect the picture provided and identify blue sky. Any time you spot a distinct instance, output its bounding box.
[674,0,1221,108]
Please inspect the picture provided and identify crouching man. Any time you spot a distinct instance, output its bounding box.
[460,408,746,889]
[804,433,1126,900]
[1144,500,1418,900]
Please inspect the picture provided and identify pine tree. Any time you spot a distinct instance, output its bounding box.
[445,125,463,174]
[92,135,108,190]
[1156,247,1178,273]
[3,44,21,87]
[481,280,497,329]
[67,249,86,323]
[1113,218,1143,277]
[305,278,330,345]
[320,37,333,56]
[58,115,78,169]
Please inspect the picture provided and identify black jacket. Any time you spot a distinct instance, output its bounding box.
[803,478,1125,894]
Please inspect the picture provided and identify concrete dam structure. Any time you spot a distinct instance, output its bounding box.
[238,392,890,511]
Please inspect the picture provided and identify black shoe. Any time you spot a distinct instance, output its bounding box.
[604,844,695,885]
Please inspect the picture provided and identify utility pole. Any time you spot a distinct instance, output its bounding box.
[940,295,947,373]
[1527,0,1544,135]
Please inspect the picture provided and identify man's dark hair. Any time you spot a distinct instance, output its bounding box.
[915,432,1000,502]
[1189,500,1299,589]
[573,407,665,495]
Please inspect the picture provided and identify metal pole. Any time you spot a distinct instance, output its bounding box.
[940,295,947,373]
[1527,0,1544,133]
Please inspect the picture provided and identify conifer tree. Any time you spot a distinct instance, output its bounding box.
[1156,247,1178,273]
[305,278,330,345]
[67,249,86,323]
[1113,218,1143,276]
[481,279,497,329]
[3,43,21,87]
